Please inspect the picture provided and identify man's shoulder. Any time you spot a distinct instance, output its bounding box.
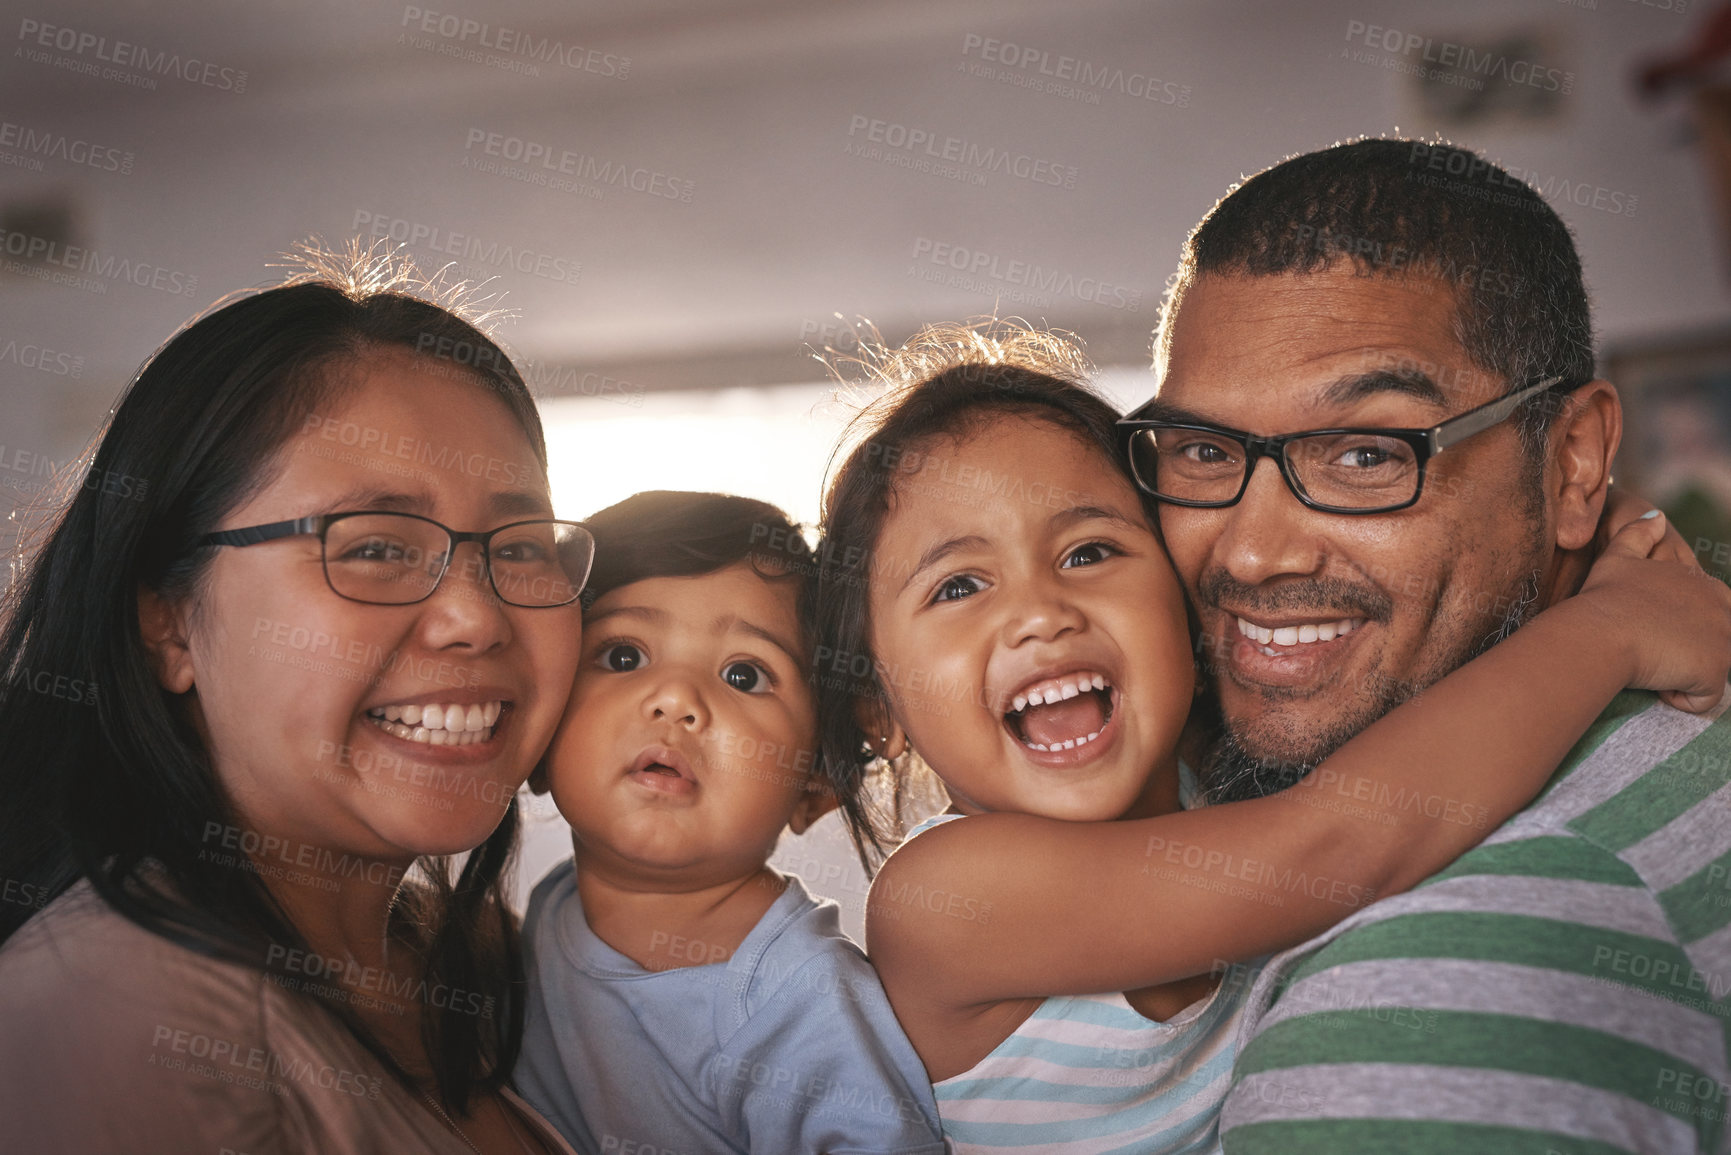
[1219,692,1731,1154]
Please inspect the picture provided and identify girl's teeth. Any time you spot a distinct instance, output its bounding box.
[402,705,422,725]
[1025,725,1106,754]
[1009,673,1114,715]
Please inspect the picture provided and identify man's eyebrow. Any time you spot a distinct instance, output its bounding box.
[723,617,806,670]
[1129,398,1219,426]
[899,534,990,596]
[1134,370,1452,429]
[1315,369,1449,411]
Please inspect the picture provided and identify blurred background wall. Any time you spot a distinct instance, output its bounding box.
[5,0,1728,930]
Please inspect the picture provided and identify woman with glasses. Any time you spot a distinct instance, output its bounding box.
[0,246,591,1154]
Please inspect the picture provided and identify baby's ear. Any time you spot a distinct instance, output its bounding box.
[526,758,551,795]
[852,695,908,762]
[789,778,840,835]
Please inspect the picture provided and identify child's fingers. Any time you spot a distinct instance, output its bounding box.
[1600,509,1669,559]
[1652,517,1703,567]
[1661,684,1727,715]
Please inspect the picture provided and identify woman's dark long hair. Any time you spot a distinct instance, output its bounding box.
[816,321,1152,871]
[0,244,546,1110]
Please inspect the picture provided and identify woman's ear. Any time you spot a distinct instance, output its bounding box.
[137,586,196,694]
[852,694,907,762]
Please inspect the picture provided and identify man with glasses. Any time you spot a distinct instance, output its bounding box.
[1126,138,1731,1153]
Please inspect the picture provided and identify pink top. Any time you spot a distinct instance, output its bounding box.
[0,880,577,1155]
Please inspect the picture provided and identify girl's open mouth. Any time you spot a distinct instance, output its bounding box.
[1003,671,1118,753]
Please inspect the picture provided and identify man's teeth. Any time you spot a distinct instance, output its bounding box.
[1011,672,1108,714]
[366,700,502,746]
[1025,725,1108,753]
[1235,617,1362,647]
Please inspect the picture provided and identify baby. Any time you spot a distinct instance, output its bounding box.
[514,490,945,1155]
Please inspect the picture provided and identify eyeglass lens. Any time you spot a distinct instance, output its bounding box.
[1129,428,1421,510]
[323,514,590,606]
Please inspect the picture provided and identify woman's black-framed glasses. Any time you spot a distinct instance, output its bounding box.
[1116,374,1576,515]
[197,512,595,607]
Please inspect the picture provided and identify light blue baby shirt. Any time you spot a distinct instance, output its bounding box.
[516,860,947,1155]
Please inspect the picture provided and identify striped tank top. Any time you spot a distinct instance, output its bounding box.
[905,812,1256,1153]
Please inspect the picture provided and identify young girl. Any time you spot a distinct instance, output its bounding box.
[516,491,945,1154]
[812,323,1731,1152]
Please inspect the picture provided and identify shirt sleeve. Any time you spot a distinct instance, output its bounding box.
[1219,833,1729,1155]
[711,947,947,1154]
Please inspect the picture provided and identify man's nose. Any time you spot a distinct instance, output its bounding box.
[1212,457,1326,586]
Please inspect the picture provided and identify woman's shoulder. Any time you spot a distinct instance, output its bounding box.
[0,878,269,1019]
[0,879,455,1154]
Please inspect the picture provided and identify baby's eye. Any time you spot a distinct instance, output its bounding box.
[599,643,643,672]
[722,661,772,694]
[933,575,984,603]
[1062,542,1117,569]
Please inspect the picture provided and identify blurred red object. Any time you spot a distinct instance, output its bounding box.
[1639,3,1731,95]
[1638,4,1731,278]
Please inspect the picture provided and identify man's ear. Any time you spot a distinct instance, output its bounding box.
[1550,380,1623,552]
[137,586,196,694]
[788,778,841,836]
[852,694,907,762]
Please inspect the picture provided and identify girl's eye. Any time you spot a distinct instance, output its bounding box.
[932,575,984,603]
[599,643,643,672]
[1062,542,1117,568]
[722,661,771,694]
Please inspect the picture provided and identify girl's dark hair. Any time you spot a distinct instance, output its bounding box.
[0,242,544,1111]
[815,321,1149,871]
[580,490,813,631]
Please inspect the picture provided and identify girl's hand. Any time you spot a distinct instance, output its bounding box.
[1578,511,1731,713]
[1594,487,1701,566]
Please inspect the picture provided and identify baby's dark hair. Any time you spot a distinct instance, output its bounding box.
[815,321,1148,871]
[581,492,815,650]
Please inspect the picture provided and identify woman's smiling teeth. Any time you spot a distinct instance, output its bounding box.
[1005,672,1115,752]
[1235,616,1362,648]
[366,700,502,746]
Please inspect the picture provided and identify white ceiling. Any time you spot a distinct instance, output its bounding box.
[2,0,1725,452]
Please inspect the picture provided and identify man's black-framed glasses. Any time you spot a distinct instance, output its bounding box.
[198,512,595,607]
[1116,374,1576,515]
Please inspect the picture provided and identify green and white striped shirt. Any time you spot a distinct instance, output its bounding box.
[1220,689,1731,1155]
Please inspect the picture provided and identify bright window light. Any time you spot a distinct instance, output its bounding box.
[537,368,1152,525]
[541,383,849,526]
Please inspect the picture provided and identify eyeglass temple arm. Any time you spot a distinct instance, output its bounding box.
[1429,375,1566,453]
[201,515,327,547]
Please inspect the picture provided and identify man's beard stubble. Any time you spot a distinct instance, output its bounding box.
[1198,568,1543,805]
